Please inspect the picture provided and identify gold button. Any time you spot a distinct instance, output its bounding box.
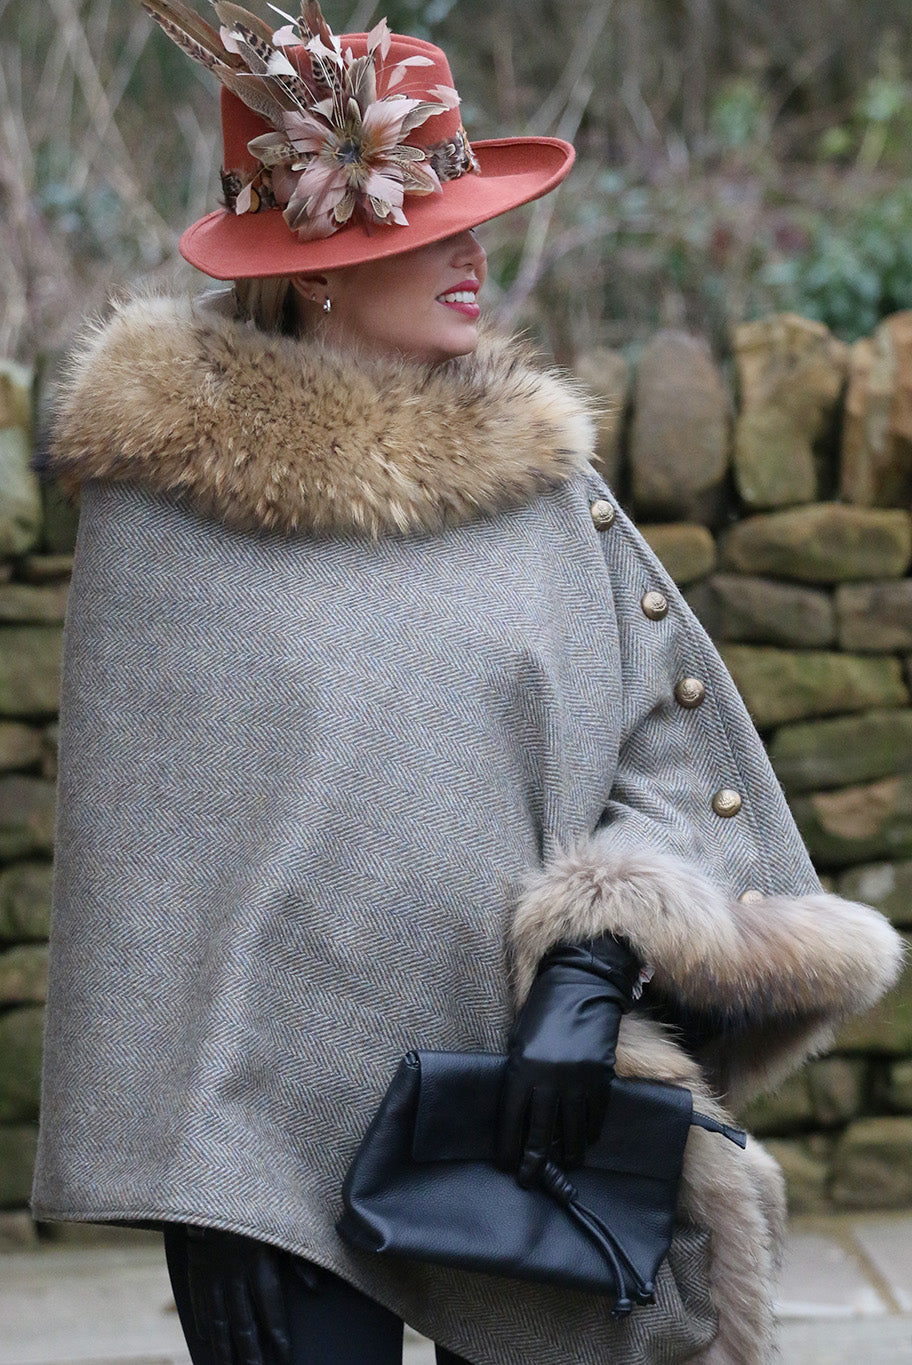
[641,590,669,620]
[589,498,616,531]
[674,677,706,709]
[712,788,742,818]
[739,888,763,903]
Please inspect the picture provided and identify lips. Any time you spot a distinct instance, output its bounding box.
[437,280,480,318]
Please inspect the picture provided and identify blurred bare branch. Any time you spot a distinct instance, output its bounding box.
[528,0,614,135]
[4,0,912,364]
[345,0,377,30]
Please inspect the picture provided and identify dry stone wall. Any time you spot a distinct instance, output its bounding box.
[593,316,912,1214]
[2,314,912,1220]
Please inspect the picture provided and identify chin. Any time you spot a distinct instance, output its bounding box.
[432,327,481,365]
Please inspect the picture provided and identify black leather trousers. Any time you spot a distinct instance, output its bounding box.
[164,1225,473,1365]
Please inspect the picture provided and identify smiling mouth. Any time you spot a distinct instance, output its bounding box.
[437,289,480,317]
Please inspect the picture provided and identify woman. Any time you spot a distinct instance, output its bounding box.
[32,4,903,1363]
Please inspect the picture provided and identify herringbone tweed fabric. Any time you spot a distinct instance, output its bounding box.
[34,469,823,1362]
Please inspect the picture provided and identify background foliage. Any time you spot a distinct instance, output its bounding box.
[4,0,912,365]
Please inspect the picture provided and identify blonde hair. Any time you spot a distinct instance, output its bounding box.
[233,276,301,335]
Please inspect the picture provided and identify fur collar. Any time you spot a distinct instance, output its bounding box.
[45,294,596,538]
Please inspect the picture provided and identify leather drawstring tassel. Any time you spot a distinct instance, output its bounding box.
[538,1162,646,1317]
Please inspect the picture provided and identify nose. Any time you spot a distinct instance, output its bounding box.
[451,229,487,280]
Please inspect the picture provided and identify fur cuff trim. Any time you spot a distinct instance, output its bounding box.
[512,842,904,1102]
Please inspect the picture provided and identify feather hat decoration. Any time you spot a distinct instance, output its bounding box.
[139,0,575,277]
[142,0,472,238]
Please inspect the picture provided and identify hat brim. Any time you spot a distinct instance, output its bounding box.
[179,137,574,280]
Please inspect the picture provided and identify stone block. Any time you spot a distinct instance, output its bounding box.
[732,314,848,510]
[0,722,42,772]
[841,312,912,507]
[0,427,42,559]
[719,504,912,583]
[836,580,912,652]
[806,1057,865,1126]
[0,360,33,433]
[831,1116,912,1208]
[763,1137,833,1215]
[19,555,73,585]
[0,625,63,717]
[574,348,629,488]
[685,574,835,647]
[0,945,48,1005]
[0,1209,39,1246]
[0,862,53,941]
[40,481,80,555]
[0,583,68,624]
[835,936,912,1050]
[768,709,912,793]
[719,645,907,729]
[880,1059,912,1111]
[0,1005,44,1123]
[739,1072,813,1135]
[0,778,56,860]
[837,859,912,928]
[41,723,59,782]
[629,331,729,522]
[791,779,912,867]
[638,523,716,586]
[0,1124,38,1208]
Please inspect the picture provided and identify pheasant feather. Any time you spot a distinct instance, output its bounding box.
[213,1,275,43]
[136,0,476,241]
[213,68,290,124]
[140,0,240,69]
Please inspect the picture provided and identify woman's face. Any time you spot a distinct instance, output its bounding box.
[302,229,488,366]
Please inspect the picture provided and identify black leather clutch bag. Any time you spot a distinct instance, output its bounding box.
[338,1050,745,1316]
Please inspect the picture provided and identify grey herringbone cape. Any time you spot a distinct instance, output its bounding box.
[32,297,903,1365]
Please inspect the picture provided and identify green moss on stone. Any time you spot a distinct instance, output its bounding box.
[0,1006,44,1123]
[639,523,716,586]
[0,627,63,718]
[0,1124,38,1208]
[831,1116,912,1209]
[720,646,907,728]
[720,504,912,582]
[769,709,912,792]
[837,860,912,928]
[0,863,53,942]
[686,574,835,647]
[0,946,47,1006]
[0,779,56,860]
[835,937,912,1051]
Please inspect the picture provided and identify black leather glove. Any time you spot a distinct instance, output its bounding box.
[183,1226,299,1365]
[498,934,641,1186]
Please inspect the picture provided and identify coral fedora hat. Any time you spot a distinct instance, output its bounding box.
[142,2,574,279]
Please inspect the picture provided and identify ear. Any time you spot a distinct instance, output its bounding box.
[291,274,331,308]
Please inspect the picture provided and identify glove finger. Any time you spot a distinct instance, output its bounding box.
[186,1250,211,1349]
[206,1279,241,1365]
[518,1085,558,1188]
[560,1089,587,1169]
[496,1073,532,1172]
[250,1245,292,1363]
[234,1276,271,1365]
[186,1243,226,1359]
